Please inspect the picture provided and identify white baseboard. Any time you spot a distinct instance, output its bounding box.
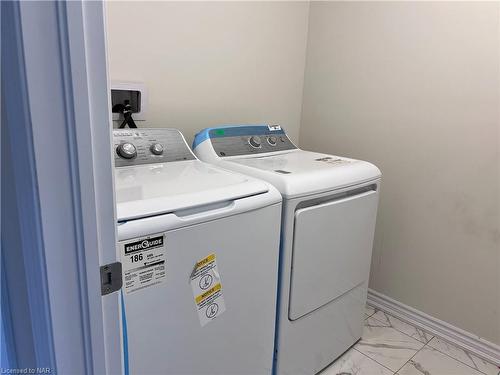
[367,288,500,366]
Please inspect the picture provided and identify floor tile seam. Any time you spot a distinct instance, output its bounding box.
[391,341,428,374]
[425,339,495,375]
[352,346,398,374]
[366,311,431,345]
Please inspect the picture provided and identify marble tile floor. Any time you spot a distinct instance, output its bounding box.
[321,304,499,375]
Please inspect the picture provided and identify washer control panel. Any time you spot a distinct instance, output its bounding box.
[113,128,195,167]
[198,125,296,157]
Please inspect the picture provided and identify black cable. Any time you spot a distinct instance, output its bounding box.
[113,100,137,129]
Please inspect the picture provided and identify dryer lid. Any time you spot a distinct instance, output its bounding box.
[115,160,270,221]
[229,150,381,198]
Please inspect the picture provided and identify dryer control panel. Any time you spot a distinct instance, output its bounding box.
[194,125,297,157]
[113,128,195,167]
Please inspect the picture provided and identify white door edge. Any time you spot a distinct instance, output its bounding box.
[4,1,121,374]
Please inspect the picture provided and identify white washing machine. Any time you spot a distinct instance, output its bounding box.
[112,128,282,375]
[193,125,381,375]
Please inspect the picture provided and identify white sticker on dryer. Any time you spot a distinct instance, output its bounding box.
[268,124,281,131]
[190,253,226,326]
[315,156,351,165]
[121,234,166,294]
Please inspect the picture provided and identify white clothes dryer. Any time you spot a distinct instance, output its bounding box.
[193,125,381,375]
[112,128,282,375]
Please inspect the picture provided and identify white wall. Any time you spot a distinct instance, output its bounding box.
[106,1,309,145]
[107,0,500,346]
[300,2,500,345]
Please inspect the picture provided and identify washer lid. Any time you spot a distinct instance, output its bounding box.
[229,150,381,198]
[115,160,270,221]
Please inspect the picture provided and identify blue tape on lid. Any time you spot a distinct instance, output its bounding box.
[193,124,286,149]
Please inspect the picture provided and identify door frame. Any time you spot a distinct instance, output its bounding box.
[2,1,121,373]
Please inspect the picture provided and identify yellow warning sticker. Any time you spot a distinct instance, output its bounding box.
[190,254,226,326]
[195,283,222,304]
[196,253,216,269]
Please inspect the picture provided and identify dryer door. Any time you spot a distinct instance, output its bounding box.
[289,189,379,320]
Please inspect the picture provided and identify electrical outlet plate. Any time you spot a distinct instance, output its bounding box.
[111,82,148,121]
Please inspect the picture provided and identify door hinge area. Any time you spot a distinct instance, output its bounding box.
[100,262,123,295]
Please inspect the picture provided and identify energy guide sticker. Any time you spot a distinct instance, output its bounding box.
[190,253,226,326]
[121,234,166,294]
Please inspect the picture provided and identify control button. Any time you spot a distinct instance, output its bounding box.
[267,136,277,146]
[117,142,137,159]
[249,136,262,148]
[150,143,164,155]
[279,136,286,143]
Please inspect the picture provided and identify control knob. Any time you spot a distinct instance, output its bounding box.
[267,136,277,146]
[249,136,262,148]
[117,142,137,159]
[150,143,164,155]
